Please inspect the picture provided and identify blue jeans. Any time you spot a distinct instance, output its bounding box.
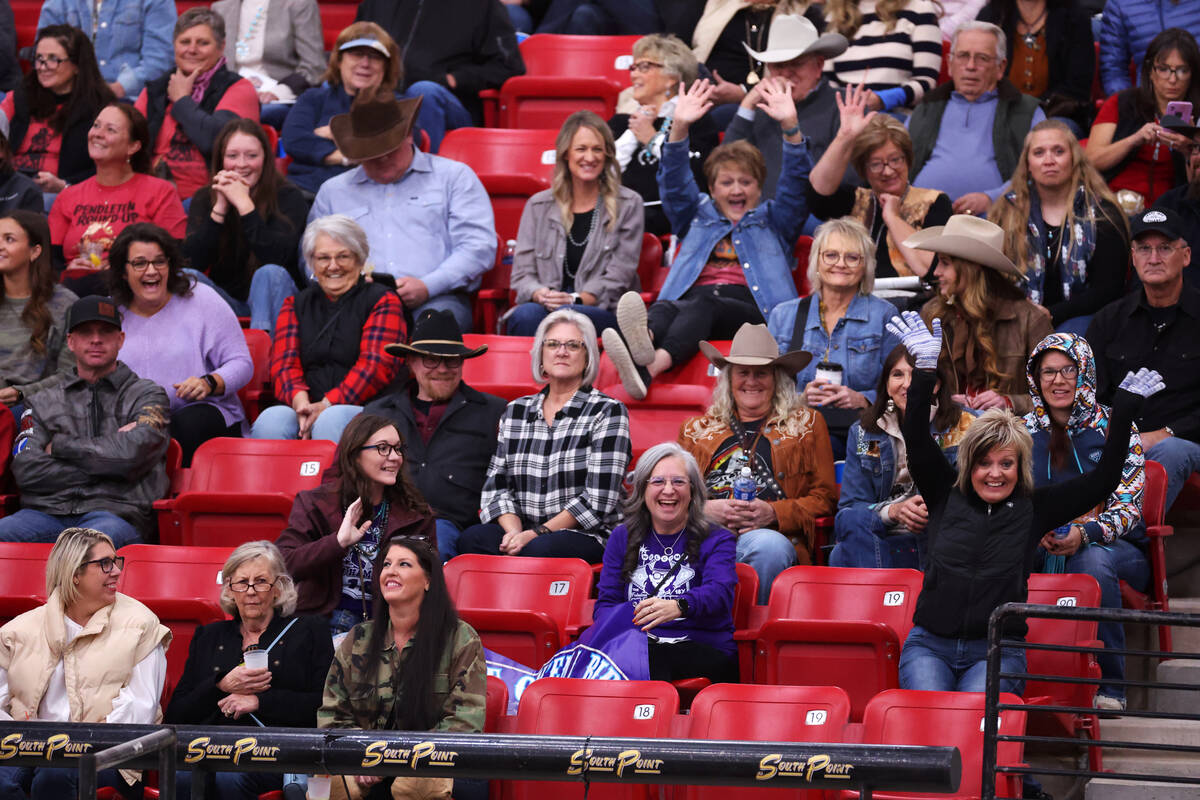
[829,505,924,570]
[409,293,474,335]
[735,528,795,604]
[1037,538,1150,700]
[176,769,283,800]
[406,80,473,153]
[536,0,661,33]
[506,2,534,32]
[185,265,296,334]
[250,404,363,442]
[436,517,463,562]
[899,624,1027,695]
[260,102,292,131]
[458,523,606,561]
[0,766,131,800]
[1146,436,1200,511]
[505,301,618,336]
[0,509,140,548]
[1054,314,1093,336]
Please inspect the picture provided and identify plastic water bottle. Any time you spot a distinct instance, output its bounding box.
[732,467,757,501]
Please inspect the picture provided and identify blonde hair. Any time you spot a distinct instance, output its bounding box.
[808,217,876,295]
[955,409,1034,497]
[826,0,942,38]
[218,541,298,617]
[45,528,115,608]
[703,365,811,437]
[551,111,621,234]
[988,119,1130,276]
[633,34,698,89]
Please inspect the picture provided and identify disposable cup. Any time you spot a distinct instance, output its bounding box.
[243,649,269,671]
[307,774,332,800]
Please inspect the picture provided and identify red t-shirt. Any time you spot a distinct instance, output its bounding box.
[0,94,62,177]
[134,78,260,200]
[694,236,749,287]
[49,173,187,263]
[1094,93,1178,205]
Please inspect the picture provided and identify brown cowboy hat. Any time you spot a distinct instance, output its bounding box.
[698,323,812,377]
[330,93,424,162]
[902,214,1022,279]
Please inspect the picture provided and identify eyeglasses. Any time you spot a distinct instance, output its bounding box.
[820,250,864,267]
[629,60,663,73]
[359,442,404,457]
[1153,63,1192,80]
[543,339,585,352]
[82,555,125,574]
[1184,144,1200,156]
[648,476,689,488]
[128,257,169,272]
[1133,242,1183,258]
[952,51,996,66]
[865,154,907,174]
[419,354,464,369]
[228,578,278,593]
[1038,364,1079,382]
[35,54,68,68]
[312,252,357,269]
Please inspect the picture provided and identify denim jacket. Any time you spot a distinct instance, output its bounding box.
[38,0,176,97]
[768,292,900,403]
[655,137,810,316]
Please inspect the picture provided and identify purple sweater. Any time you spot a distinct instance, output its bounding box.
[118,282,253,430]
[595,523,737,656]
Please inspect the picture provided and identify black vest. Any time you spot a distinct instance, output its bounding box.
[5,83,99,185]
[1102,89,1187,188]
[143,67,241,159]
[294,279,390,401]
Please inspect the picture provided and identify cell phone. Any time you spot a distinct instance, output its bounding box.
[1165,101,1193,125]
[16,167,38,178]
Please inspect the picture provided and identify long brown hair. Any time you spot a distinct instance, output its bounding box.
[24,25,115,132]
[335,414,429,523]
[861,346,962,434]
[551,111,621,233]
[208,119,290,271]
[826,0,943,37]
[0,211,56,355]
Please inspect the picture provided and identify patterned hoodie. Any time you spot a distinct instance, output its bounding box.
[1022,333,1145,545]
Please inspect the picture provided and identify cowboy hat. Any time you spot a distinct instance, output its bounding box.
[385,309,488,359]
[902,215,1022,279]
[330,93,424,162]
[698,323,813,376]
[743,15,848,64]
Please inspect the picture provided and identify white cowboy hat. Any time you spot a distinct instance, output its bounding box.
[902,215,1022,279]
[743,15,849,64]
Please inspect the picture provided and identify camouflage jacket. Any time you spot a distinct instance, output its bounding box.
[318,618,485,733]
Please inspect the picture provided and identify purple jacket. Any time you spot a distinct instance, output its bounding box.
[595,523,737,656]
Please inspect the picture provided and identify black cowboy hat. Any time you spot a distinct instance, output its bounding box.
[384,309,488,359]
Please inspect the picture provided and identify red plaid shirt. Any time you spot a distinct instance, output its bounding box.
[269,290,405,406]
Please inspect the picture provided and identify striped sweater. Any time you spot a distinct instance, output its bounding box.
[824,0,944,108]
[1100,0,1200,95]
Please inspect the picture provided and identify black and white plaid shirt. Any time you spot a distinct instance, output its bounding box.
[480,387,632,541]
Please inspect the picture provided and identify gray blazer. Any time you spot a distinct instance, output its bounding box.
[214,0,326,96]
[511,185,644,312]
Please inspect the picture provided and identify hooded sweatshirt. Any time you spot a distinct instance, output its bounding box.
[1021,333,1145,546]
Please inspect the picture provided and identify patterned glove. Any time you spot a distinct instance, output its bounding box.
[1118,367,1165,398]
[885,310,943,370]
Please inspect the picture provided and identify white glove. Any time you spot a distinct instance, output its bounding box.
[1118,367,1165,398]
[885,310,943,370]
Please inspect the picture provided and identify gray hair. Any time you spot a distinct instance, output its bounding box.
[218,540,298,617]
[808,216,876,296]
[175,7,226,45]
[302,214,369,267]
[618,443,714,580]
[951,20,1006,62]
[531,308,600,388]
[633,34,699,90]
[45,528,115,608]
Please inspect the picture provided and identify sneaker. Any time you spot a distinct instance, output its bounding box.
[616,291,655,365]
[1094,694,1126,713]
[602,328,648,400]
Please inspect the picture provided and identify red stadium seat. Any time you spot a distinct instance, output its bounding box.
[475,234,512,334]
[444,554,595,668]
[0,405,14,491]
[626,406,695,466]
[512,677,679,800]
[1121,459,1173,652]
[12,1,40,51]
[850,689,1027,800]
[486,675,509,733]
[460,334,540,400]
[0,542,53,625]
[687,683,852,800]
[154,438,335,547]
[238,328,273,423]
[794,235,813,296]
[754,566,924,720]
[519,34,641,85]
[319,5,358,53]
[600,382,711,415]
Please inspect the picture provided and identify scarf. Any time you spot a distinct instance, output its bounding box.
[191,56,228,103]
[1020,185,1097,306]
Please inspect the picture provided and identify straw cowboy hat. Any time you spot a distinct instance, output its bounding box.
[699,323,813,377]
[385,309,488,359]
[330,93,424,162]
[743,14,848,64]
[902,215,1023,279]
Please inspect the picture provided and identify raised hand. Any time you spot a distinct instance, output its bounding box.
[835,83,877,141]
[674,79,716,127]
[1119,368,1165,398]
[885,311,942,369]
[755,77,797,126]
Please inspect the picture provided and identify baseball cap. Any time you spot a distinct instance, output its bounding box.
[1129,208,1186,241]
[67,295,122,331]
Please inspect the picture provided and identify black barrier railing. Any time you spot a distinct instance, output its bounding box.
[78,729,176,800]
[0,721,960,800]
[982,603,1200,800]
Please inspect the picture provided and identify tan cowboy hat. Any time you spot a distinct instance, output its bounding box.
[743,14,848,64]
[699,323,813,376]
[330,93,424,162]
[902,215,1022,279]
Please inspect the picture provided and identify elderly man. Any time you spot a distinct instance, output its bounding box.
[0,296,170,547]
[308,93,497,333]
[724,14,848,198]
[1152,117,1200,285]
[906,21,1044,215]
[1087,208,1200,511]
[365,310,507,561]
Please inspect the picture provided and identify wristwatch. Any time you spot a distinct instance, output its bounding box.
[534,524,552,536]
[570,292,583,305]
[202,374,219,394]
[676,597,690,618]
